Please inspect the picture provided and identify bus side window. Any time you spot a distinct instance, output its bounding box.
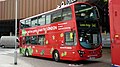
[38,35,45,45]
[25,36,31,45]
[52,10,62,22]
[38,15,46,26]
[20,21,24,29]
[20,19,31,28]
[65,32,76,46]
[26,19,31,28]
[31,36,38,45]
[62,7,72,21]
[46,14,51,24]
[31,17,38,27]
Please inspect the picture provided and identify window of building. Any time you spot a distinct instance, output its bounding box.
[31,17,38,27]
[38,15,46,26]
[52,10,62,22]
[31,36,38,45]
[25,36,31,45]
[38,35,45,45]
[46,14,51,24]
[62,7,72,21]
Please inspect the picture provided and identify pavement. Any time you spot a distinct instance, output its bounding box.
[0,53,34,67]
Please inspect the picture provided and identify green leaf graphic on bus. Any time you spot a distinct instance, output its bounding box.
[27,47,33,55]
[50,48,54,54]
[40,50,45,56]
[20,47,26,55]
[22,30,27,36]
[61,52,67,57]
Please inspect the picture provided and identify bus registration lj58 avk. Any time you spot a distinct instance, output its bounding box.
[19,2,102,61]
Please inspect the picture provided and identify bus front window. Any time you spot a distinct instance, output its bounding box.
[79,28,101,49]
[75,4,101,49]
[75,4,98,21]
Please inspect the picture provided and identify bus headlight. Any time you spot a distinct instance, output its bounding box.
[72,52,75,54]
[78,50,85,57]
[78,50,85,54]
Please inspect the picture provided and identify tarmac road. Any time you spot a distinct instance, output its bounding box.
[0,47,111,67]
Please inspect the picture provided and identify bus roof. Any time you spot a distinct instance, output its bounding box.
[20,2,88,22]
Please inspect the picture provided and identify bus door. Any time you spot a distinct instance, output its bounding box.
[60,32,76,58]
[109,0,120,66]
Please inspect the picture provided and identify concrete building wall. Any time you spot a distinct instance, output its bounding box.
[0,0,88,20]
[0,0,90,36]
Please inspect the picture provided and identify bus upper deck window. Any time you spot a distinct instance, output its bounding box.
[20,21,26,29]
[31,17,38,27]
[25,19,31,28]
[52,10,62,22]
[62,7,72,21]
[75,4,98,21]
[38,15,45,26]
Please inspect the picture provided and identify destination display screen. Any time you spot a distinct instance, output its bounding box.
[80,23,97,28]
[78,21,99,29]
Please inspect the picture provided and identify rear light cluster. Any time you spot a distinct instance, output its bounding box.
[78,50,85,57]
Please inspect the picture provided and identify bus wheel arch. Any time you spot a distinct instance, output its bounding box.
[52,50,60,62]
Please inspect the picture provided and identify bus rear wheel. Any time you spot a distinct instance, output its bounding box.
[25,49,29,57]
[53,50,60,62]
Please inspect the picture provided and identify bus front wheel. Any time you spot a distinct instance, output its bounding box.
[1,45,5,48]
[53,50,60,62]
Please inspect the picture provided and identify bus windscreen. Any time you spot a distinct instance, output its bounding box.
[75,4,101,49]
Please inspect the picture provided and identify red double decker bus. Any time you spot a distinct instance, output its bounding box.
[19,2,102,61]
[109,0,120,67]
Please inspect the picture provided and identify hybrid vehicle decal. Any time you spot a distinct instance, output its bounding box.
[50,48,54,54]
[27,46,33,55]
[22,29,27,36]
[61,51,67,57]
[40,50,45,56]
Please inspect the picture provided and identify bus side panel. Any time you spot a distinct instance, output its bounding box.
[109,0,120,66]
[43,33,59,58]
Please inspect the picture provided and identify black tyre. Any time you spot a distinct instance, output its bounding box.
[53,50,60,62]
[1,45,5,48]
[25,49,29,57]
